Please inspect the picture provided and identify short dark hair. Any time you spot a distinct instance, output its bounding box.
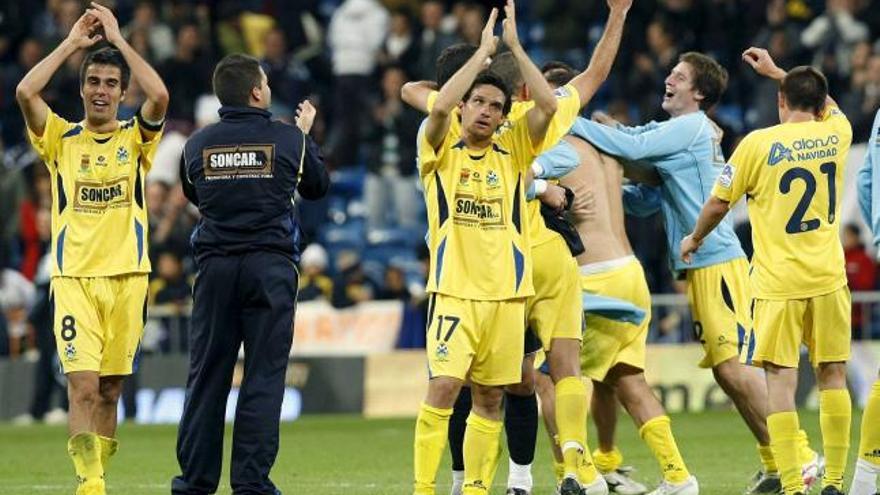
[679,52,728,110]
[212,54,263,107]
[780,66,828,115]
[463,71,512,115]
[489,52,523,90]
[541,61,576,87]
[80,47,131,91]
[436,43,478,87]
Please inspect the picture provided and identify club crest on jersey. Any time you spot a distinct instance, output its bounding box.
[767,142,793,166]
[79,154,90,173]
[116,146,130,165]
[486,170,499,188]
[435,342,449,361]
[65,343,76,361]
[459,168,471,185]
[717,163,735,188]
[554,86,571,98]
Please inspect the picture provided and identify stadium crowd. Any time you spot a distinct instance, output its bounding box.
[2,0,880,363]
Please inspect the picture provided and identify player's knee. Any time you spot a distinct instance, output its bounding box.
[507,367,536,396]
[816,361,847,390]
[471,384,504,413]
[425,377,463,408]
[68,379,100,408]
[97,377,125,405]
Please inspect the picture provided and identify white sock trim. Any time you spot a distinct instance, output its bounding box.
[561,441,584,453]
[507,458,533,489]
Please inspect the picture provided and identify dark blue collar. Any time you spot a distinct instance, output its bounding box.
[218,106,272,121]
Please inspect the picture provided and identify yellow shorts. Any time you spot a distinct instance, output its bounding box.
[752,286,851,368]
[686,258,753,368]
[52,274,149,376]
[426,293,526,386]
[527,236,583,351]
[579,257,651,382]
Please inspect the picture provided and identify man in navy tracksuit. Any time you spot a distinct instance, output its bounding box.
[172,54,328,495]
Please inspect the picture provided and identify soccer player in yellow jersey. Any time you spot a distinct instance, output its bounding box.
[682,48,852,495]
[412,2,558,494]
[16,4,168,494]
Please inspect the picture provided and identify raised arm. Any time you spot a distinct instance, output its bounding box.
[88,2,169,137]
[502,0,556,145]
[16,14,103,136]
[569,0,631,108]
[742,46,839,109]
[401,81,438,113]
[424,9,498,149]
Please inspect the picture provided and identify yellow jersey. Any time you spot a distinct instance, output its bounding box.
[27,111,162,278]
[426,84,582,247]
[418,114,536,300]
[712,105,851,299]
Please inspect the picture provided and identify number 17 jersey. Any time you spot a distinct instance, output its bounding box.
[712,105,852,299]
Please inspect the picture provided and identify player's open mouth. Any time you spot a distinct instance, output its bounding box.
[664,90,674,99]
[475,120,490,130]
[92,100,109,109]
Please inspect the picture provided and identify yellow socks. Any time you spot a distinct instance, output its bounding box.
[98,436,118,470]
[768,411,804,494]
[413,403,453,495]
[639,415,690,484]
[462,413,502,495]
[819,389,851,490]
[553,459,565,483]
[757,444,778,474]
[859,380,880,466]
[593,446,624,474]
[68,432,104,493]
[555,377,597,483]
[797,429,815,465]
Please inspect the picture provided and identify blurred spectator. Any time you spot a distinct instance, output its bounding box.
[801,0,869,90]
[377,265,410,301]
[261,28,311,108]
[415,0,459,81]
[13,250,69,425]
[1,38,43,145]
[331,251,378,308]
[32,0,81,49]
[379,9,420,77]
[843,223,876,338]
[364,65,421,231]
[298,244,333,302]
[158,23,213,124]
[326,0,389,167]
[123,0,175,63]
[0,249,36,357]
[148,250,192,352]
[628,17,680,121]
[843,52,880,140]
[747,0,802,128]
[457,4,484,46]
[43,48,85,123]
[146,182,196,262]
[149,94,221,186]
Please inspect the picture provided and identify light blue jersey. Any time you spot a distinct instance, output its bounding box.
[857,109,880,247]
[568,112,746,271]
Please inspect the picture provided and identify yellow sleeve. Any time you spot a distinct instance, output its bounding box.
[426,91,439,112]
[712,132,757,204]
[500,113,537,172]
[26,111,73,169]
[820,103,853,146]
[541,84,581,150]
[133,119,165,173]
[417,119,454,177]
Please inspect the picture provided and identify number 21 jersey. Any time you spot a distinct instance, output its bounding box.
[712,105,851,299]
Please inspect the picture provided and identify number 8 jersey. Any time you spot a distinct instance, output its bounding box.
[712,104,852,299]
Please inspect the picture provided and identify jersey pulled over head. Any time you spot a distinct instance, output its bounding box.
[212,53,272,109]
[662,52,728,117]
[79,47,130,129]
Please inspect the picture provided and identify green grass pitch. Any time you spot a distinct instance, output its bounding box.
[0,409,864,494]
